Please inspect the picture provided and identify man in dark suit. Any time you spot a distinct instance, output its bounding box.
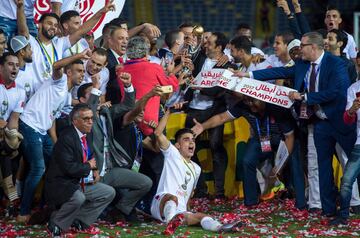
[184,32,237,198]
[79,71,152,221]
[105,26,129,104]
[45,104,115,236]
[235,31,356,216]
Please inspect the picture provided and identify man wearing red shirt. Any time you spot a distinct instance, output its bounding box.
[118,36,179,136]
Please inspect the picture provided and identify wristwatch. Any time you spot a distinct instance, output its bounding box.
[287,12,295,19]
[300,92,306,101]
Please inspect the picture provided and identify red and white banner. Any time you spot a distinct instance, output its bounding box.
[192,69,296,108]
[34,0,125,39]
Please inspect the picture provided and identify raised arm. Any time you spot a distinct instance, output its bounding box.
[293,0,311,34]
[191,111,234,137]
[128,23,161,38]
[50,0,62,16]
[52,49,92,80]
[122,85,163,126]
[154,109,171,150]
[15,0,29,38]
[68,0,115,45]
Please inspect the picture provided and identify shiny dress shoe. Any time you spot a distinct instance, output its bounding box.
[329,217,348,226]
[47,222,62,237]
[71,219,89,231]
[350,205,360,214]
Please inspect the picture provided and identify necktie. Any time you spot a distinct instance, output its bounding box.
[81,135,88,163]
[309,63,317,92]
[80,135,88,191]
[118,57,124,64]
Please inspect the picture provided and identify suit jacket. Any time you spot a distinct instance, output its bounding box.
[105,49,122,104]
[88,87,136,171]
[252,52,355,134]
[184,51,238,113]
[45,126,93,207]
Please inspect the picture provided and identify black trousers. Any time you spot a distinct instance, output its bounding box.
[185,107,228,196]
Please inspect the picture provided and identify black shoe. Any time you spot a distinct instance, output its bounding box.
[329,217,348,226]
[214,194,226,200]
[218,221,243,233]
[71,219,89,231]
[5,205,17,217]
[47,222,61,237]
[124,210,139,222]
[321,211,336,218]
[308,207,321,213]
[350,205,360,214]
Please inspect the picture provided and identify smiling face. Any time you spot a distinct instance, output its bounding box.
[39,16,59,40]
[86,52,107,75]
[273,35,288,57]
[68,63,85,86]
[175,132,196,159]
[0,55,19,83]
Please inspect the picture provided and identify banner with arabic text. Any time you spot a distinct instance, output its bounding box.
[192,69,296,108]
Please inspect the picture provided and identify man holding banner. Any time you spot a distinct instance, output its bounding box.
[184,32,237,199]
[191,96,306,208]
[234,31,356,216]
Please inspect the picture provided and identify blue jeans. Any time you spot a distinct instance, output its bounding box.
[19,120,53,215]
[339,144,360,218]
[0,16,37,39]
[242,138,305,208]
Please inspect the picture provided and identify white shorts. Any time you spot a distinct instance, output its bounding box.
[150,192,186,222]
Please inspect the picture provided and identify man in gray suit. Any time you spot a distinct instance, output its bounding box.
[77,72,152,221]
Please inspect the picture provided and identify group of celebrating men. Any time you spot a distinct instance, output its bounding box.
[1,0,360,236]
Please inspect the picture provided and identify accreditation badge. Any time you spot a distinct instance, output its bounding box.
[299,102,313,119]
[260,136,272,153]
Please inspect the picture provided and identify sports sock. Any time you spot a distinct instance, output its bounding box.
[163,200,177,223]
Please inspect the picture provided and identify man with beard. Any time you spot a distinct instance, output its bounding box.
[326,29,357,84]
[16,0,115,86]
[11,35,34,102]
[56,50,90,136]
[0,29,6,57]
[60,10,89,58]
[16,50,90,223]
[324,6,357,62]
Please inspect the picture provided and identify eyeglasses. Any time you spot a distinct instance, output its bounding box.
[300,43,313,48]
[80,116,93,122]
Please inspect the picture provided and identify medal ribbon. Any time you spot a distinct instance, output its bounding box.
[35,37,58,73]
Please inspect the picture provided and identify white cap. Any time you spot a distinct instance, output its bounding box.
[287,39,301,52]
[10,35,30,53]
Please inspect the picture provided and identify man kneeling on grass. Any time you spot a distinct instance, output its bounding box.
[151,107,241,235]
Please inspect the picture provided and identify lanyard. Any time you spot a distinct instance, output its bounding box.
[69,43,79,56]
[303,62,321,91]
[182,159,195,180]
[134,125,143,158]
[255,116,270,138]
[35,37,58,73]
